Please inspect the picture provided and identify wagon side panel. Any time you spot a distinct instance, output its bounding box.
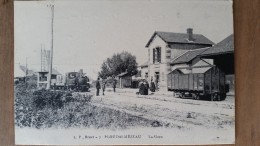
[178,74,182,90]
[211,66,219,93]
[180,74,184,90]
[174,73,179,90]
[204,69,211,94]
[189,74,194,91]
[179,74,189,90]
[219,68,226,93]
[172,74,175,89]
[198,73,204,91]
[167,73,172,90]
[194,74,198,90]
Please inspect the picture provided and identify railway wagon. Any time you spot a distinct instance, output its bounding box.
[167,65,228,101]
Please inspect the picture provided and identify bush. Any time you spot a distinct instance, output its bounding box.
[32,90,66,110]
[15,83,153,129]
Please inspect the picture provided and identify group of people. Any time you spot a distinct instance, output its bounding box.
[138,77,156,95]
[95,76,158,96]
[96,77,117,96]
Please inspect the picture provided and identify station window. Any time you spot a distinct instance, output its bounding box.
[39,74,47,81]
[153,47,161,63]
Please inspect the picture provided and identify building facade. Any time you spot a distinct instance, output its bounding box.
[139,61,149,80]
[145,28,214,91]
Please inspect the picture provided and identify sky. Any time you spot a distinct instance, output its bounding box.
[14,0,233,79]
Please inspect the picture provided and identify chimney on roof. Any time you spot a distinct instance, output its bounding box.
[187,28,194,41]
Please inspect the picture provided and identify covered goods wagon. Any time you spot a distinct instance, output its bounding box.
[167,65,228,101]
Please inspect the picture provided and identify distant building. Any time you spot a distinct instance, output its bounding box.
[14,64,36,78]
[14,64,36,83]
[37,68,61,89]
[138,61,149,80]
[145,28,214,90]
[131,61,149,88]
[14,64,26,78]
[117,72,132,88]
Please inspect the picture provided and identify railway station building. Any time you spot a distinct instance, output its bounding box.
[145,28,214,91]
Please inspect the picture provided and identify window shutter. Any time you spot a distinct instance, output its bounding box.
[153,49,155,63]
[148,49,150,62]
[155,49,158,63]
[158,47,161,63]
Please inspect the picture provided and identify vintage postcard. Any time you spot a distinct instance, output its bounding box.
[14,0,235,145]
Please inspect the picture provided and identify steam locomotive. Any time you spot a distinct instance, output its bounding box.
[52,70,90,92]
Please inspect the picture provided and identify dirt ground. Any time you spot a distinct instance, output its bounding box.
[89,87,235,131]
[15,87,235,145]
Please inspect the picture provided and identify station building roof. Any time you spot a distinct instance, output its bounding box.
[200,34,234,57]
[170,48,209,65]
[146,31,214,47]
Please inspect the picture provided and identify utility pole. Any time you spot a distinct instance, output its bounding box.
[25,57,28,88]
[41,44,42,72]
[47,4,54,89]
[41,44,48,72]
[25,57,28,76]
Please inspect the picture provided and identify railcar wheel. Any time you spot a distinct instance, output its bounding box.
[180,93,185,99]
[177,93,182,98]
[217,94,221,101]
[195,94,201,100]
[221,94,227,101]
[174,92,178,98]
[213,94,221,101]
[192,94,197,100]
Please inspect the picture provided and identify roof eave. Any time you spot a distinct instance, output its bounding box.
[145,31,169,48]
[168,42,214,47]
[145,32,157,48]
[199,51,234,58]
[170,61,189,65]
[146,31,215,48]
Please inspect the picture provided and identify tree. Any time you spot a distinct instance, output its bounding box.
[98,51,138,79]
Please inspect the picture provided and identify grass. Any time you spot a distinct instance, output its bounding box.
[15,81,154,130]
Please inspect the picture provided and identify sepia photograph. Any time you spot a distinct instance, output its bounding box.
[14,0,234,145]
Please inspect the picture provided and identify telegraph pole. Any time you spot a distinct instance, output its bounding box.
[25,57,28,88]
[47,4,54,89]
[41,44,42,71]
[25,57,28,76]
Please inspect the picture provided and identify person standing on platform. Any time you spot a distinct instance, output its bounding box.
[96,77,101,96]
[112,77,117,92]
[139,80,145,95]
[155,77,159,91]
[150,77,156,92]
[102,79,107,95]
[144,80,149,95]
